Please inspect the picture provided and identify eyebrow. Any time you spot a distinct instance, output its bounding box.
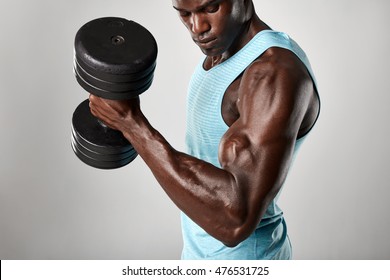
[173,0,222,12]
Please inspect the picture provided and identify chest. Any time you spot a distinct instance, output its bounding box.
[202,57,242,128]
[185,66,244,161]
[186,65,243,136]
[221,75,241,127]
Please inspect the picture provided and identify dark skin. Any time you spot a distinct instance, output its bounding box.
[89,0,320,247]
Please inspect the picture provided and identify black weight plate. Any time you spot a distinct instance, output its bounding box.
[74,71,154,100]
[71,139,138,169]
[74,17,158,76]
[71,125,133,155]
[74,58,155,90]
[74,53,156,83]
[74,60,155,100]
[72,99,134,154]
[71,126,136,155]
[71,136,136,162]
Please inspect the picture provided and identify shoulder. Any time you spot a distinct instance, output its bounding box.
[237,47,315,114]
[232,46,317,139]
[242,47,312,94]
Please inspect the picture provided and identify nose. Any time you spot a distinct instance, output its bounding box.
[190,14,210,36]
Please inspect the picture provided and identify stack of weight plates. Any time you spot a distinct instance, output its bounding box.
[71,17,158,169]
[71,100,138,169]
[73,17,158,100]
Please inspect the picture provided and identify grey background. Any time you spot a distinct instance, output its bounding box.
[0,0,389,259]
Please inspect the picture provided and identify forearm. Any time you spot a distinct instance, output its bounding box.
[119,110,247,244]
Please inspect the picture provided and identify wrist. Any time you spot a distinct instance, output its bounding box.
[119,107,147,142]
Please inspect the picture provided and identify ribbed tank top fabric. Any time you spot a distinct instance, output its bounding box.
[181,30,318,260]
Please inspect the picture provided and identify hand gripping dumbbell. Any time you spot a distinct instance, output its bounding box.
[71,17,158,169]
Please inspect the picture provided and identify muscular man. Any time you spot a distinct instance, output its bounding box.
[89,0,320,259]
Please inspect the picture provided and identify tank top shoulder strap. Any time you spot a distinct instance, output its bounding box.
[193,30,318,91]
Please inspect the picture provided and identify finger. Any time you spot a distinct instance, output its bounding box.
[89,94,113,116]
[89,95,112,122]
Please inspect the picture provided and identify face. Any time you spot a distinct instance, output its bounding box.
[172,0,249,57]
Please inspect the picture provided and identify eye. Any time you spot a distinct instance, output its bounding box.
[178,10,191,18]
[205,4,219,14]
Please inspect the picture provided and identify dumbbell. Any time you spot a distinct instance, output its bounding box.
[71,17,158,169]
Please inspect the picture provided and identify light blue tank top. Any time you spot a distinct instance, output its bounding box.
[182,30,318,260]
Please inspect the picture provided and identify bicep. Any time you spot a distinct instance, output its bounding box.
[217,59,312,227]
[218,121,297,226]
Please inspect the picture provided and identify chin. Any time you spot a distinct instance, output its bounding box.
[200,46,223,57]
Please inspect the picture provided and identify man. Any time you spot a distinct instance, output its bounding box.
[89,0,320,259]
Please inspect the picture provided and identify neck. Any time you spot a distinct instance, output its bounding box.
[209,15,270,68]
